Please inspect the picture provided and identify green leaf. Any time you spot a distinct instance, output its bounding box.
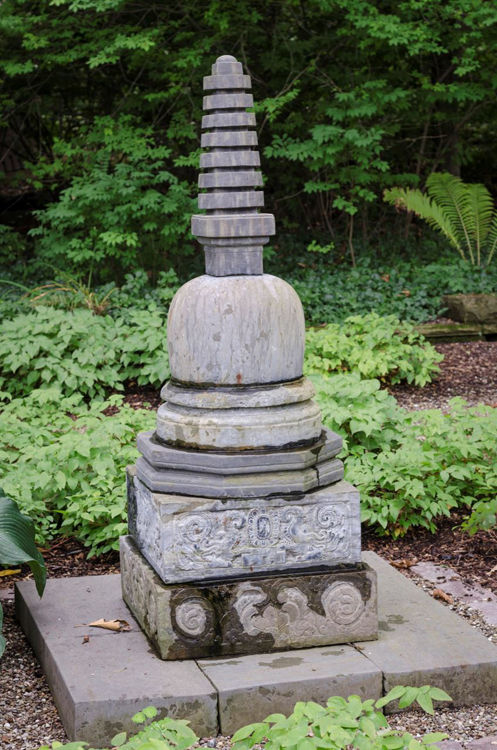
[428,687,452,702]
[111,732,127,746]
[232,722,268,743]
[375,685,407,708]
[416,693,434,715]
[0,490,46,596]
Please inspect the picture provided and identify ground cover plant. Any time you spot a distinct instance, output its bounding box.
[0,389,154,555]
[305,313,443,385]
[0,305,169,398]
[37,687,452,750]
[313,374,497,536]
[0,307,494,552]
[285,255,497,325]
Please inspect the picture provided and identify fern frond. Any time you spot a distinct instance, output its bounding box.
[426,173,474,264]
[485,213,497,266]
[384,187,463,258]
[465,183,494,267]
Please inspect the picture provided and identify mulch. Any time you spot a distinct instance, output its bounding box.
[389,341,497,411]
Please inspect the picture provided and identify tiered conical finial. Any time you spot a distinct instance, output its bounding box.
[191,55,275,276]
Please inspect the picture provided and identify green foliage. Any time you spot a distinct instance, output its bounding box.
[0,389,154,554]
[313,376,497,535]
[39,706,198,750]
[304,313,442,386]
[3,0,497,270]
[0,306,169,398]
[29,116,195,282]
[385,174,497,267]
[38,689,451,750]
[0,488,46,657]
[232,689,451,750]
[287,255,497,325]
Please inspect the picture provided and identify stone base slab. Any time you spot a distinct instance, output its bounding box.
[15,551,497,745]
[120,535,377,660]
[127,471,362,583]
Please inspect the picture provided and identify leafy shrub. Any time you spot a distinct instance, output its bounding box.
[30,116,195,282]
[39,687,452,750]
[287,256,497,324]
[0,488,46,657]
[0,389,154,554]
[0,306,169,398]
[313,375,497,535]
[305,313,443,386]
[311,372,404,454]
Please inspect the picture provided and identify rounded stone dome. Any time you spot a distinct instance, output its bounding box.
[167,274,305,385]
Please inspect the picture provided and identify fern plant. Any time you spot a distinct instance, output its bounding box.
[384,173,497,267]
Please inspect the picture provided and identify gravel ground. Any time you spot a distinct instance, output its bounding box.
[1,340,496,749]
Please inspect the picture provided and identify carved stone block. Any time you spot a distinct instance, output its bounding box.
[120,535,378,660]
[127,469,362,584]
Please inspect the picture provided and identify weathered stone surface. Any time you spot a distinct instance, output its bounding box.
[162,377,317,410]
[203,72,251,90]
[121,536,377,659]
[198,190,264,211]
[156,398,322,450]
[198,168,261,187]
[443,293,497,324]
[411,561,497,627]
[360,552,497,707]
[137,427,342,474]
[136,454,344,497]
[15,574,218,743]
[127,474,361,582]
[167,275,305,386]
[204,246,264,276]
[199,646,383,735]
[203,92,254,110]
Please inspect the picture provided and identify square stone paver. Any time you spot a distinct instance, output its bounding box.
[198,646,382,734]
[15,574,218,744]
[361,552,497,707]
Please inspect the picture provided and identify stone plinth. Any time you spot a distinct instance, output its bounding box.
[120,536,378,660]
[127,469,361,583]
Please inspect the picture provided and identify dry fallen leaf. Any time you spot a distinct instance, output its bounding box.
[0,569,21,577]
[89,618,131,632]
[432,588,454,604]
[391,558,416,569]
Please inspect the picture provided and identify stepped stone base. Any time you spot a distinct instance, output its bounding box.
[120,535,378,660]
[127,470,362,583]
[15,551,497,744]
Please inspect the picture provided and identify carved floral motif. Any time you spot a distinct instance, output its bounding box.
[234,581,365,645]
[173,503,351,570]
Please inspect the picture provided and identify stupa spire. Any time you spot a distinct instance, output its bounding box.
[191,54,275,276]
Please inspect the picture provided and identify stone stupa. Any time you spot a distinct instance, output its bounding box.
[120,54,378,659]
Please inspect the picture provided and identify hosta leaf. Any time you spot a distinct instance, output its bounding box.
[0,489,46,596]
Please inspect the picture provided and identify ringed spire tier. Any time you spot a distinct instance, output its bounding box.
[191,54,275,276]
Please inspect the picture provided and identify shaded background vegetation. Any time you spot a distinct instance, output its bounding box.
[2,0,497,284]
